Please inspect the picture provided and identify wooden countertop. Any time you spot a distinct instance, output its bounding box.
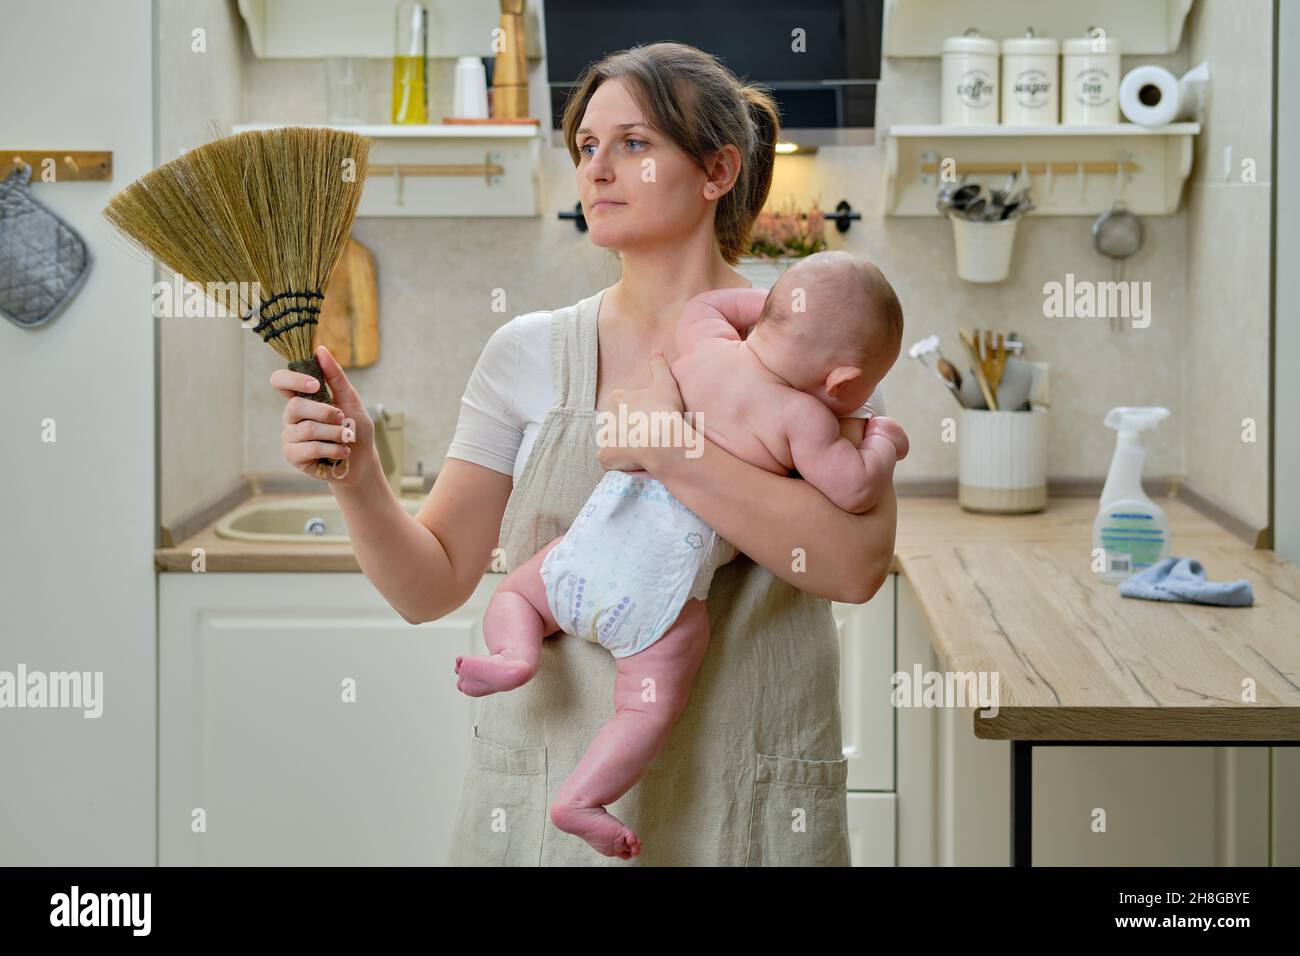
[893,497,1300,742]
[158,492,1300,742]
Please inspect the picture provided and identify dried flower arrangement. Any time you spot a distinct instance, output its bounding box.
[747,195,828,259]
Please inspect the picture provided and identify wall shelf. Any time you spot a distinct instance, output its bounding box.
[232,123,542,218]
[884,123,1200,216]
[882,0,1194,57]
[236,0,543,59]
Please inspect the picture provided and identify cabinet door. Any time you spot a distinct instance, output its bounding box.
[834,574,895,791]
[848,792,896,866]
[159,572,501,865]
[895,573,937,865]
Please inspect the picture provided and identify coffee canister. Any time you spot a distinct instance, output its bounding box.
[1062,34,1121,125]
[1001,32,1059,125]
[941,33,999,126]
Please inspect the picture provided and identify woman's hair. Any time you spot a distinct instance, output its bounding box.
[560,41,780,265]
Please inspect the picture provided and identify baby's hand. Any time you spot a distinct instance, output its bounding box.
[863,416,909,462]
[847,417,908,514]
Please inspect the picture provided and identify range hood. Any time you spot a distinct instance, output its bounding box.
[541,0,882,147]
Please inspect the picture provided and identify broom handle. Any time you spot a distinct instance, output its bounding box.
[288,356,344,478]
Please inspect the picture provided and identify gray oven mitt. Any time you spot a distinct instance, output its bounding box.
[0,164,92,328]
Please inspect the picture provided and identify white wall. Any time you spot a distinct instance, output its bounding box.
[157,0,247,532]
[1183,0,1275,534]
[0,0,157,864]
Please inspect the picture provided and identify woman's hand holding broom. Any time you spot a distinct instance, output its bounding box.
[273,345,376,487]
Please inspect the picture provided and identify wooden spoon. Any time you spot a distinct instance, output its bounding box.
[958,329,998,410]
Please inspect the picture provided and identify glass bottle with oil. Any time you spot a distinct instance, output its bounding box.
[391,1,428,124]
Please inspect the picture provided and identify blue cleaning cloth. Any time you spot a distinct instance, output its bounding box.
[1117,556,1254,607]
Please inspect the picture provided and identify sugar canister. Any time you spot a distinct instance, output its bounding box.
[1001,31,1059,125]
[941,32,999,126]
[1062,32,1121,125]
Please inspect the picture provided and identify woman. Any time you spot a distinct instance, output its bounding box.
[272,42,900,865]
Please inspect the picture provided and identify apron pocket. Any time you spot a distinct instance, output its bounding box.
[746,752,851,866]
[452,723,548,866]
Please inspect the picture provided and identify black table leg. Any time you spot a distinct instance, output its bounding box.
[1011,740,1032,867]
[1005,740,1297,867]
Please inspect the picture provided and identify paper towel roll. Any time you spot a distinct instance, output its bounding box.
[1119,62,1209,126]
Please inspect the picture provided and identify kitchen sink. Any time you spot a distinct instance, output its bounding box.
[215,495,424,544]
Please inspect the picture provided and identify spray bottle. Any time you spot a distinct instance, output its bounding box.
[1092,406,1171,583]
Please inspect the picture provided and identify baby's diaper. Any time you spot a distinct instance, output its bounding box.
[540,470,737,658]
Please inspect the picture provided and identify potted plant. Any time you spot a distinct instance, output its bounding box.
[737,195,828,287]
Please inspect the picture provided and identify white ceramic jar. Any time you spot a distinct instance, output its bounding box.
[1062,34,1121,125]
[941,34,999,126]
[1001,33,1059,125]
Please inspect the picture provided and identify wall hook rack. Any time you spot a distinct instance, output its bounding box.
[5,150,113,182]
[559,199,860,234]
[366,153,505,184]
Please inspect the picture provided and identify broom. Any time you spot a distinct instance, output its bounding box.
[104,126,371,478]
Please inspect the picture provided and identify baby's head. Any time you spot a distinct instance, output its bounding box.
[748,251,903,415]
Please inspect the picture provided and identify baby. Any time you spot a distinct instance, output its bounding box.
[455,250,908,858]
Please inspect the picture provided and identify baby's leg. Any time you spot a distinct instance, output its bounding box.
[549,598,711,859]
[455,535,564,697]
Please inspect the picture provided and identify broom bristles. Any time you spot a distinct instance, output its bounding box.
[104,127,370,367]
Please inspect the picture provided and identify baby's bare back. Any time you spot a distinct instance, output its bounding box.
[670,337,822,476]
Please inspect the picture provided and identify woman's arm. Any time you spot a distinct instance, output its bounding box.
[277,346,511,624]
[601,352,898,604]
[334,457,511,624]
[652,419,896,604]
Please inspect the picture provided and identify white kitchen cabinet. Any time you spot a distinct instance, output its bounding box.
[848,793,897,866]
[159,572,501,865]
[834,574,896,792]
[160,570,902,867]
[894,573,937,866]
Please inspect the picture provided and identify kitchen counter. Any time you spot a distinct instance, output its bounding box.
[158,492,1300,741]
[894,497,1300,742]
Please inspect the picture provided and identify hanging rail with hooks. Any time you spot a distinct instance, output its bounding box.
[920,159,1140,176]
[559,199,860,233]
[5,151,113,182]
[884,123,1198,215]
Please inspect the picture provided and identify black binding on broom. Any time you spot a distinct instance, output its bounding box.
[245,289,326,342]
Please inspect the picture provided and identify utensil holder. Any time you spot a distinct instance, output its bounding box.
[950,214,1018,283]
[958,408,1048,513]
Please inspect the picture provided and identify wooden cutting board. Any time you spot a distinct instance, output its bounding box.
[317,237,378,368]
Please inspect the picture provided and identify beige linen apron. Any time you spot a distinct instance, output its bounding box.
[446,288,851,866]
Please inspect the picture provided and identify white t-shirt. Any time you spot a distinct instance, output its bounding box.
[444,310,887,484]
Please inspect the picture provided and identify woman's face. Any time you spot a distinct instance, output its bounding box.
[574,77,730,255]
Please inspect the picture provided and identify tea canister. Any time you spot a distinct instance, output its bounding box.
[941,33,999,126]
[1062,33,1121,125]
[1001,32,1059,125]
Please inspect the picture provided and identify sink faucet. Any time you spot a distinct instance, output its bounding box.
[366,404,406,497]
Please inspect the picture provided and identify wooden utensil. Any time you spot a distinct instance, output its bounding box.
[317,236,379,368]
[958,328,998,410]
[981,329,1007,399]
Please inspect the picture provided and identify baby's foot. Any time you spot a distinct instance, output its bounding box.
[454,653,536,697]
[550,800,642,860]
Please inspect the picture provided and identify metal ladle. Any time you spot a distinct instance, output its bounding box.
[1092,201,1144,332]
